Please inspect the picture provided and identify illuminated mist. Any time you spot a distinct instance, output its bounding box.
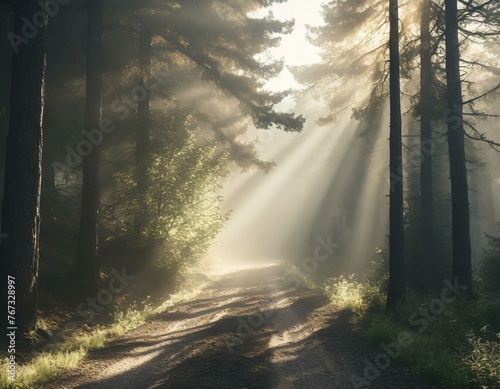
[208,0,500,277]
[210,106,389,276]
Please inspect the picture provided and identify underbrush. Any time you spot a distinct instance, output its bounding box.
[0,275,209,389]
[292,266,500,388]
[359,292,500,388]
[0,302,153,389]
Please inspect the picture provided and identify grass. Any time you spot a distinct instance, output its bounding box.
[290,265,500,389]
[1,350,85,389]
[0,305,150,389]
[358,303,500,388]
[0,276,210,389]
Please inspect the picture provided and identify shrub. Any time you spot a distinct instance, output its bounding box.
[102,109,229,273]
[479,227,500,294]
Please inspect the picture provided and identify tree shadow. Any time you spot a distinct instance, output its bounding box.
[46,264,437,389]
[65,290,322,387]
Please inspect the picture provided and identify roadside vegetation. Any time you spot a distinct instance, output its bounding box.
[295,230,500,388]
[0,269,212,388]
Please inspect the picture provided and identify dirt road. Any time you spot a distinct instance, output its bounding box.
[44,263,437,389]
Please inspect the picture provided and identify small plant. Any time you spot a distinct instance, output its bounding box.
[113,300,154,332]
[0,299,153,388]
[464,327,500,388]
[323,274,384,313]
[0,350,85,389]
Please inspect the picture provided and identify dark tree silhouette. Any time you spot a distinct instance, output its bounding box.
[74,0,103,290]
[134,23,152,237]
[0,0,48,333]
[419,0,438,295]
[387,0,406,309]
[444,0,473,296]
[142,0,305,132]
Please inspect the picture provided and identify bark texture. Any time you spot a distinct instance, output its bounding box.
[0,0,48,333]
[74,0,103,290]
[387,0,406,309]
[444,0,473,295]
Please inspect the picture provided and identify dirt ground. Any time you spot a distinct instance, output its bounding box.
[43,263,438,389]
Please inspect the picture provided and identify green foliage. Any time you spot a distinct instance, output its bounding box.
[361,308,472,388]
[464,327,500,388]
[294,254,500,389]
[103,109,229,271]
[323,274,385,314]
[0,298,156,389]
[119,0,305,132]
[353,286,500,388]
[113,300,154,332]
[0,350,85,389]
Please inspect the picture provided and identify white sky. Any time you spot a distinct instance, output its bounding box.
[237,0,327,157]
[254,0,324,91]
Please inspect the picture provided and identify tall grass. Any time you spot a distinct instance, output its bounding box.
[0,303,152,389]
[292,265,500,388]
[0,262,213,388]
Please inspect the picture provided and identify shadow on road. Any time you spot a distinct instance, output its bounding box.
[46,264,437,389]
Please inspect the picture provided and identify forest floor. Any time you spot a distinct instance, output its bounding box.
[42,263,438,389]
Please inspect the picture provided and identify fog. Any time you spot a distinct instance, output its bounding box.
[208,0,500,277]
[2,0,500,387]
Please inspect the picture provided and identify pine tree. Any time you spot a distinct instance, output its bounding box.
[0,0,48,333]
[74,0,103,290]
[386,0,406,308]
[444,0,473,295]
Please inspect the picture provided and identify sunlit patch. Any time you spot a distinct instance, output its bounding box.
[210,107,390,275]
[208,258,283,276]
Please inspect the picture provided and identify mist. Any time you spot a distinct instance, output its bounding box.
[1,0,499,388]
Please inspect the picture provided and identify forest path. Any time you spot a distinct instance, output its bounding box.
[44,263,437,389]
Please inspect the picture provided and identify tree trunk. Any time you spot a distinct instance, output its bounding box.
[386,0,406,309]
[74,0,102,290]
[419,0,438,295]
[42,150,55,193]
[0,0,47,334]
[444,0,473,296]
[134,24,152,238]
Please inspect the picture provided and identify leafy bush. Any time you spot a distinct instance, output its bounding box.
[323,274,385,313]
[465,327,500,388]
[102,109,229,272]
